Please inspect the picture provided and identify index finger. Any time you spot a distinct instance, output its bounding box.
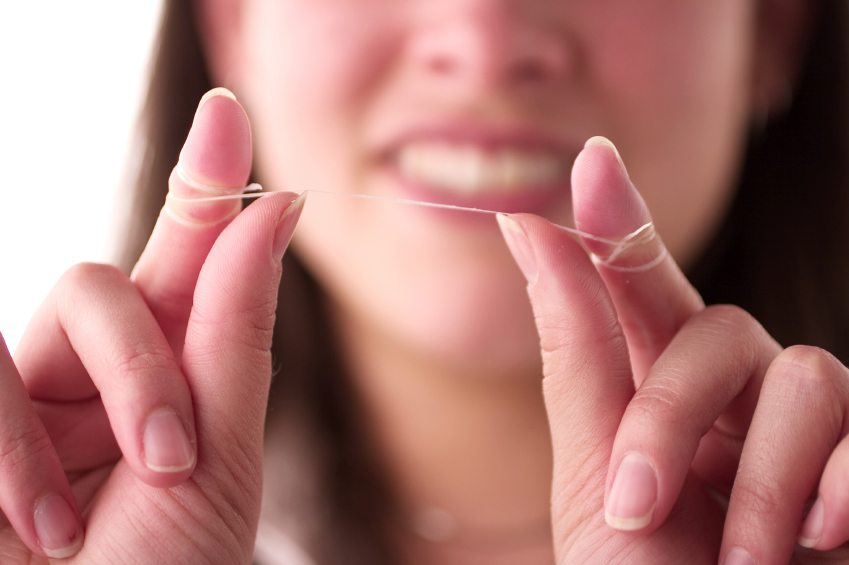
[131,87,252,353]
[572,137,705,382]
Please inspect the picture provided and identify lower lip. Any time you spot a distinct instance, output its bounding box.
[384,166,571,217]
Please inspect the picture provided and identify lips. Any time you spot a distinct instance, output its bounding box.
[379,125,576,214]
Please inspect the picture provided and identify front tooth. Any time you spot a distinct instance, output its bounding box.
[399,145,419,179]
[455,146,484,192]
[398,143,564,193]
[400,144,428,185]
[487,151,518,191]
[429,144,459,189]
[417,145,447,182]
[525,155,561,185]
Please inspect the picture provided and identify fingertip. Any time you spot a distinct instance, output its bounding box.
[43,536,84,560]
[198,86,237,108]
[496,213,539,285]
[572,136,650,239]
[584,135,623,165]
[164,88,253,225]
[273,192,307,260]
[604,510,653,532]
[238,190,303,233]
[502,212,602,286]
[33,493,85,559]
[604,452,658,533]
[142,408,196,477]
[179,88,252,189]
[134,461,196,490]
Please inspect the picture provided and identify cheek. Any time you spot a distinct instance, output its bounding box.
[236,1,402,191]
[583,1,755,264]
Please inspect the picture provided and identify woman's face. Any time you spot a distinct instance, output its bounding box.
[201,0,784,376]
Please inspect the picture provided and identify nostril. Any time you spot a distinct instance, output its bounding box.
[428,54,458,76]
[510,29,572,84]
[511,60,548,84]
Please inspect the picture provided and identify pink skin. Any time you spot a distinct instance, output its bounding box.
[200,0,758,377]
[0,93,302,561]
[2,0,846,564]
[194,0,849,563]
[196,0,849,562]
[504,144,849,563]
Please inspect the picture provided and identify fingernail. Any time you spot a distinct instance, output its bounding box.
[722,547,755,565]
[573,138,662,271]
[496,214,538,285]
[34,494,83,558]
[584,136,626,172]
[798,497,824,548]
[143,408,195,473]
[273,193,307,260]
[197,86,237,112]
[575,137,648,237]
[179,87,249,180]
[605,452,657,531]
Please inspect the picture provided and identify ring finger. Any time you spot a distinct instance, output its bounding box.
[0,333,84,558]
[720,345,849,563]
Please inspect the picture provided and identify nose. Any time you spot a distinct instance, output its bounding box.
[407,1,572,91]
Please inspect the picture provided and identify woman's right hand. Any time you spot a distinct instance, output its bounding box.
[0,89,301,563]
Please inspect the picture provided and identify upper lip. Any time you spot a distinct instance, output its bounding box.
[376,120,577,161]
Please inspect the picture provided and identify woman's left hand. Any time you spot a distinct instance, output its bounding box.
[498,137,849,564]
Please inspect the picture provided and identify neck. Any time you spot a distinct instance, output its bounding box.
[333,308,554,564]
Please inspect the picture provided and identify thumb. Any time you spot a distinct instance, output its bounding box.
[181,191,303,496]
[496,211,634,538]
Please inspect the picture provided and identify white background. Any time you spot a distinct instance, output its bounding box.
[0,2,163,352]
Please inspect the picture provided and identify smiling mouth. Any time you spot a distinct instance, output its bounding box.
[395,141,567,195]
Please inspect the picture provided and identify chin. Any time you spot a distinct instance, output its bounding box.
[307,219,542,379]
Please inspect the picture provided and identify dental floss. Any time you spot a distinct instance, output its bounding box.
[165,186,664,273]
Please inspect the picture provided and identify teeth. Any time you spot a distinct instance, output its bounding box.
[397,143,564,194]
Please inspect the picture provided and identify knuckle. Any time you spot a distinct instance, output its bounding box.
[628,380,689,430]
[114,347,178,378]
[766,345,846,399]
[538,315,626,361]
[699,304,759,334]
[773,345,840,377]
[0,424,53,474]
[762,345,847,427]
[57,262,128,310]
[61,262,125,290]
[689,304,780,375]
[731,472,784,519]
[692,305,767,355]
[191,297,278,354]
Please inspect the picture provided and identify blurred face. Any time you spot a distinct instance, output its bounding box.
[201,0,768,376]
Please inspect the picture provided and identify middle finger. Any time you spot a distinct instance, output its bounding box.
[603,304,779,532]
[721,345,848,564]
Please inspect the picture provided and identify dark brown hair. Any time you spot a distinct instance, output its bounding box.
[119,3,396,562]
[119,1,849,563]
[689,0,849,357]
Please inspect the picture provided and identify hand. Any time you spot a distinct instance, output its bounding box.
[498,137,849,564]
[0,89,302,562]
